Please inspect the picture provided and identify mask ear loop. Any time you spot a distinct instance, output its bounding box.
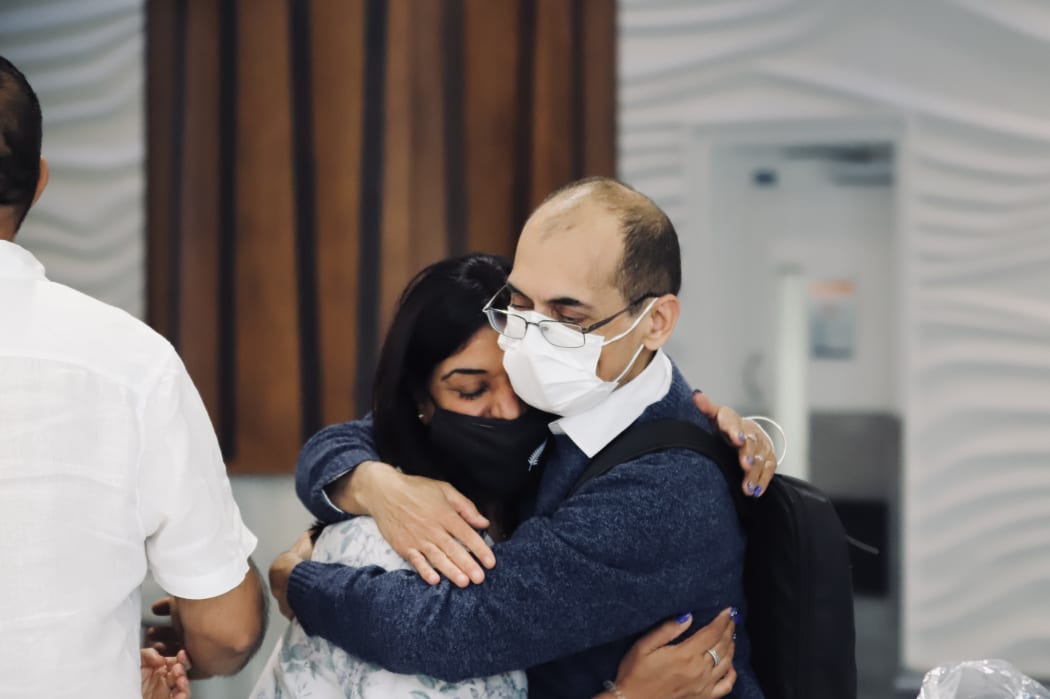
[742,415,788,466]
[610,342,647,385]
[601,298,660,346]
[604,298,660,385]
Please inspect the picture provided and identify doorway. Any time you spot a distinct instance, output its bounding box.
[674,119,909,699]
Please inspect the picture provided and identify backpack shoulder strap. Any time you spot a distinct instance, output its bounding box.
[571,418,742,497]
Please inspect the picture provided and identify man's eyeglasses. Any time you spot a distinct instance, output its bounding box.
[482,285,657,349]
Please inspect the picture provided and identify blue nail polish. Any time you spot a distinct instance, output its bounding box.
[676,612,691,624]
[730,607,739,618]
[738,431,745,443]
[746,482,755,493]
[746,455,754,466]
[752,485,763,497]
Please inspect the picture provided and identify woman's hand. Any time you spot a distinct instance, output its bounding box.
[270,531,316,620]
[693,392,777,498]
[140,648,191,699]
[603,608,737,699]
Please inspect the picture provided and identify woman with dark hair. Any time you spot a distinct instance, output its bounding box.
[252,253,772,699]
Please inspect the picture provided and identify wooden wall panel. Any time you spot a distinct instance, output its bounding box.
[178,0,221,417]
[311,0,365,427]
[581,0,616,176]
[147,0,616,473]
[145,0,177,341]
[530,0,576,209]
[463,0,523,257]
[379,0,451,335]
[232,0,302,472]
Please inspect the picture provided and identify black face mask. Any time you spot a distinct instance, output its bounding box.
[428,407,553,500]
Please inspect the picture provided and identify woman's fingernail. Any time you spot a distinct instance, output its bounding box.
[676,612,692,624]
[752,485,763,497]
[746,482,755,493]
[730,607,739,618]
[738,431,745,443]
[746,455,755,466]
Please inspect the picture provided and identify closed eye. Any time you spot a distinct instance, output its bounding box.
[458,385,488,400]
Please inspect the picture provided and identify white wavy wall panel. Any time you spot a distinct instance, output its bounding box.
[0,0,145,318]
[908,123,1050,671]
[620,0,1050,676]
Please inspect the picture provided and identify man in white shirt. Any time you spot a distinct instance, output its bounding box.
[0,55,266,698]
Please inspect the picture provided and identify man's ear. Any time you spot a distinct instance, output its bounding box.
[641,294,680,351]
[31,157,49,207]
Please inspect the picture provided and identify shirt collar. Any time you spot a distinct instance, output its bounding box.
[549,349,673,458]
[0,240,46,280]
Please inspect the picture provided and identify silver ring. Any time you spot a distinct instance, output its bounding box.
[754,454,765,464]
[706,647,721,666]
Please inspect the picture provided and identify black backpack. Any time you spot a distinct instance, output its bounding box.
[572,418,857,699]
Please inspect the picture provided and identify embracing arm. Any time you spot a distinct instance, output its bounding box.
[295,414,382,522]
[297,396,772,570]
[296,414,495,585]
[284,452,742,681]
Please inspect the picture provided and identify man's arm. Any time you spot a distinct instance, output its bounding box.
[296,416,494,585]
[139,353,265,675]
[171,562,267,678]
[295,414,381,522]
[280,451,743,681]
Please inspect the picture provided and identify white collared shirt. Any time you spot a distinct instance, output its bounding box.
[0,241,257,698]
[550,349,673,457]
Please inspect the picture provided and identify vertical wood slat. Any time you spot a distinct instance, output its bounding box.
[377,0,414,339]
[581,0,616,177]
[311,0,365,427]
[530,0,576,209]
[352,0,388,416]
[379,0,451,336]
[463,0,522,258]
[178,0,221,419]
[145,0,176,341]
[146,0,616,474]
[216,0,238,458]
[288,0,322,442]
[230,0,301,473]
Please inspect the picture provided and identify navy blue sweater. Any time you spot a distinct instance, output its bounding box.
[290,365,764,699]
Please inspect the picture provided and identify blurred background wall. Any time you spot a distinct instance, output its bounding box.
[0,0,145,314]
[2,1,1049,698]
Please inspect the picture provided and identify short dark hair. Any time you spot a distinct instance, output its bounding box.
[371,253,511,481]
[0,55,43,229]
[541,176,681,308]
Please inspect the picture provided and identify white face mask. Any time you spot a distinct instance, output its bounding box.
[499,299,658,417]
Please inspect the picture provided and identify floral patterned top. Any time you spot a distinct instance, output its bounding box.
[249,517,528,698]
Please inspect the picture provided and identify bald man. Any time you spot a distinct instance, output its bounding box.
[274,178,765,699]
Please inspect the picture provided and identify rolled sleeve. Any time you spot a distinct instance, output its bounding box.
[138,355,258,599]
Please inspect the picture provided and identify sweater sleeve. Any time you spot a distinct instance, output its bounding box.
[295,413,381,522]
[286,449,743,680]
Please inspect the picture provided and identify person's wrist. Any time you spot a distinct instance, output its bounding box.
[353,460,400,515]
[328,460,389,515]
